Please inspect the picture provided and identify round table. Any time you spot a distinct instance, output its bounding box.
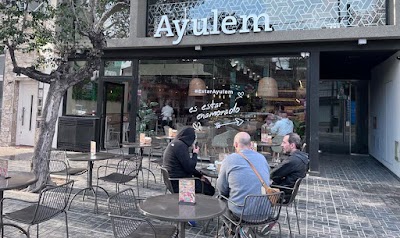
[139,194,226,238]
[67,152,118,213]
[0,172,37,194]
[0,171,37,237]
[199,167,218,179]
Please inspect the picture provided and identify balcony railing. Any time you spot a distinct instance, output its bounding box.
[147,0,386,37]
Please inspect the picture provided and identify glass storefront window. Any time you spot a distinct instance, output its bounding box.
[104,61,132,76]
[138,57,307,155]
[65,78,98,116]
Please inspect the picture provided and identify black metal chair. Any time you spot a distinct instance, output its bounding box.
[107,188,178,238]
[148,139,167,170]
[160,167,204,194]
[160,167,176,194]
[96,156,142,196]
[271,178,303,237]
[51,151,87,179]
[1,180,74,238]
[219,192,284,238]
[48,159,69,182]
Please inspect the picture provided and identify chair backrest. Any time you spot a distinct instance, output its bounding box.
[160,167,175,194]
[48,159,67,174]
[239,192,284,225]
[50,150,66,162]
[117,156,143,177]
[32,180,74,224]
[105,140,126,156]
[105,139,120,150]
[108,188,143,238]
[52,150,75,168]
[48,159,69,182]
[285,178,303,205]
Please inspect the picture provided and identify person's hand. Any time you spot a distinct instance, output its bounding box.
[192,145,200,154]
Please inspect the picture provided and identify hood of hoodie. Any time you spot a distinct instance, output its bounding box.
[176,127,196,146]
[293,150,309,164]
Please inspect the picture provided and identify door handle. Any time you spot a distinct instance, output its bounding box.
[21,107,25,126]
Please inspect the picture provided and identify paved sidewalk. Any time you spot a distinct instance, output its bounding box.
[0,147,400,237]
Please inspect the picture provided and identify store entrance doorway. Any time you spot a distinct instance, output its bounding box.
[318,80,368,154]
[103,82,125,145]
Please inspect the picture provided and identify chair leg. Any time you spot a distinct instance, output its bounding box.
[286,206,293,238]
[64,211,69,238]
[2,223,30,237]
[294,202,300,234]
[36,224,39,238]
[136,178,140,197]
[277,222,281,238]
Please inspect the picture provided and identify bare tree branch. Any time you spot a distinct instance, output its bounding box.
[6,43,52,83]
[94,1,129,32]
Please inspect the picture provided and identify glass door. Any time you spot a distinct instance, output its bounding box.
[319,80,368,154]
[104,82,125,145]
[349,81,369,154]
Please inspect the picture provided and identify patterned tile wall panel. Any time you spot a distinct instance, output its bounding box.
[147,0,386,37]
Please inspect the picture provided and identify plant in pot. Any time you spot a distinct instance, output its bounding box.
[137,100,159,135]
[293,118,306,140]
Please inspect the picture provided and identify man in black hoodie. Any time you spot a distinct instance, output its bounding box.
[270,133,309,200]
[163,127,215,196]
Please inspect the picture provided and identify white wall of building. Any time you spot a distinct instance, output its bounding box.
[370,52,400,177]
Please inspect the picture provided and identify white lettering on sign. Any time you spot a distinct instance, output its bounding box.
[201,100,224,111]
[215,118,244,129]
[189,106,198,113]
[194,89,233,95]
[154,9,273,45]
[196,102,240,120]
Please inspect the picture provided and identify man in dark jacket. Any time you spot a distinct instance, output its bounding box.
[270,133,309,200]
[163,127,215,196]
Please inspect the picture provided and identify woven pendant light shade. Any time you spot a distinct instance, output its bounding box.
[296,87,306,98]
[296,80,306,98]
[257,77,278,97]
[188,78,206,96]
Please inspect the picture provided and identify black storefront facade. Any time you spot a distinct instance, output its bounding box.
[58,0,400,175]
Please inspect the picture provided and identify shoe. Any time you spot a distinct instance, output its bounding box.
[188,221,196,227]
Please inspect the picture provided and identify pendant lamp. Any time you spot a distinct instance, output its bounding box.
[296,80,306,98]
[257,77,278,97]
[188,77,206,96]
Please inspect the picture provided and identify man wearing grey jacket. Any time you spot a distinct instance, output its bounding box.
[270,133,309,200]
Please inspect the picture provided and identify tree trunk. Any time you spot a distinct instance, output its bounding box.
[28,81,67,192]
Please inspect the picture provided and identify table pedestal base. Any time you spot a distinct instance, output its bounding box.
[68,186,109,213]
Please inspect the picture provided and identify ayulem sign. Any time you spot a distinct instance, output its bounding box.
[154,9,273,45]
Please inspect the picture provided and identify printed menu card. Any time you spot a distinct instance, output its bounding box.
[90,141,96,155]
[179,179,195,205]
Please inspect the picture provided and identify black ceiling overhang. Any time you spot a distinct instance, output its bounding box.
[320,50,396,79]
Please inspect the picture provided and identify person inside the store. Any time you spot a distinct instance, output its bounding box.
[270,133,309,201]
[161,99,174,129]
[270,111,294,136]
[163,127,215,196]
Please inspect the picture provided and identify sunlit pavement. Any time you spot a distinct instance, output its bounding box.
[0,146,399,237]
